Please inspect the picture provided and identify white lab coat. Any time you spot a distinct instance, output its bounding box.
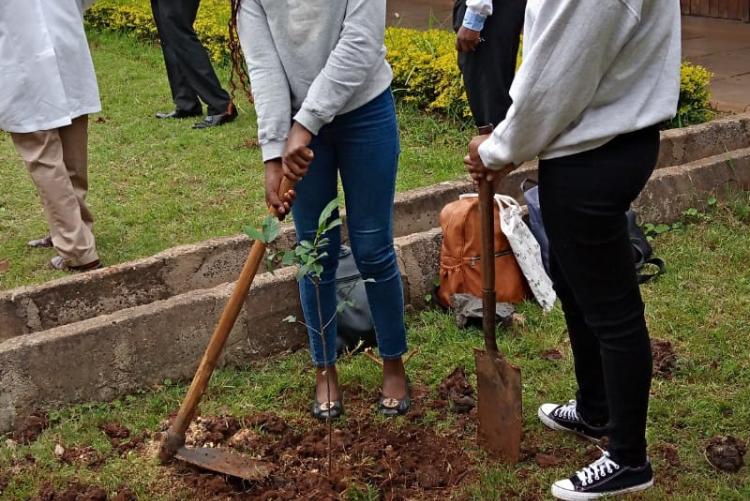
[0,0,101,133]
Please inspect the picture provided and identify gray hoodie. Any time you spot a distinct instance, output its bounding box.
[479,0,682,168]
[238,0,393,161]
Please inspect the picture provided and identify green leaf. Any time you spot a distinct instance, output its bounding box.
[283,315,297,324]
[296,265,310,281]
[324,219,343,234]
[282,250,297,266]
[318,198,340,229]
[707,196,718,207]
[654,224,670,234]
[262,215,281,243]
[244,225,265,243]
[336,299,355,314]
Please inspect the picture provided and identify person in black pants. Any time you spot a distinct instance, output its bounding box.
[453,0,526,129]
[463,0,681,498]
[151,0,237,129]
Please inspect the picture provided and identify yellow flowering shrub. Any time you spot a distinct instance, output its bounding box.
[86,0,713,125]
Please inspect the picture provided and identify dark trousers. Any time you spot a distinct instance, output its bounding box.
[538,126,660,467]
[151,0,230,115]
[453,0,526,127]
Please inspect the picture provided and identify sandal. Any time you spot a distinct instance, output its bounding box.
[379,378,411,417]
[311,399,344,421]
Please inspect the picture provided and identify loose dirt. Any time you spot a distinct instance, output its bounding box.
[174,386,472,500]
[31,482,107,501]
[438,367,476,414]
[651,339,677,378]
[541,349,563,361]
[101,423,130,441]
[705,436,746,473]
[12,412,50,444]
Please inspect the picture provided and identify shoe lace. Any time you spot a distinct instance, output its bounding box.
[553,400,579,421]
[576,452,620,487]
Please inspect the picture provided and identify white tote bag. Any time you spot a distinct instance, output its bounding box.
[495,194,557,312]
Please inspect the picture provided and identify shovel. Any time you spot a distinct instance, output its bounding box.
[474,178,523,464]
[158,177,295,480]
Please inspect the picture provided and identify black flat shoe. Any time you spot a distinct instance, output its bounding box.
[192,107,238,129]
[155,108,202,119]
[379,379,411,417]
[312,399,344,421]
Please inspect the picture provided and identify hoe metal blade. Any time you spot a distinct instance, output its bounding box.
[175,446,273,481]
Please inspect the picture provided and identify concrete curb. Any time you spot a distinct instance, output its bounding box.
[3,114,749,339]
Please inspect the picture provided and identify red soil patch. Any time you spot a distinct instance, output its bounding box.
[651,339,677,378]
[31,482,107,501]
[176,386,473,500]
[438,367,476,414]
[100,422,130,441]
[705,436,746,473]
[12,411,50,444]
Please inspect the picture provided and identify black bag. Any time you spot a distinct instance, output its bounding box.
[335,246,377,355]
[523,180,665,285]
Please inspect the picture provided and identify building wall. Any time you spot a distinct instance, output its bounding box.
[681,0,750,22]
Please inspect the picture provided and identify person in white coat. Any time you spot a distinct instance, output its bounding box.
[0,0,102,271]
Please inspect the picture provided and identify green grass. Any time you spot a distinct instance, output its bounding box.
[2,199,749,500]
[0,30,469,291]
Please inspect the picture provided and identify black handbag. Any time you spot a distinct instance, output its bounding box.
[523,179,665,285]
[335,246,377,355]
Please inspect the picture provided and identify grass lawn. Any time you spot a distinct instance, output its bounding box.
[1,200,749,500]
[0,30,470,291]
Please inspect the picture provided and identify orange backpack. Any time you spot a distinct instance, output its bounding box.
[437,194,529,308]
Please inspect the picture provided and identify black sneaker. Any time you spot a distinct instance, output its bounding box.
[551,451,654,500]
[538,400,607,441]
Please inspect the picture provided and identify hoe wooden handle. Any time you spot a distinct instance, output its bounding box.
[479,179,499,354]
[159,176,295,463]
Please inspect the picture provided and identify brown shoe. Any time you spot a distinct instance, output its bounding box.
[50,256,102,272]
[28,235,53,249]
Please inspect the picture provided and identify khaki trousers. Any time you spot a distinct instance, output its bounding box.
[11,115,99,267]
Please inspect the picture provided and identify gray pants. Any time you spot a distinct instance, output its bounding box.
[453,0,526,128]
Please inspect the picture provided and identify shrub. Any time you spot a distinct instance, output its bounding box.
[86,1,714,127]
[669,62,715,129]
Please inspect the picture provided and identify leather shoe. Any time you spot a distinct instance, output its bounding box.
[155,108,202,119]
[50,256,102,273]
[192,106,238,129]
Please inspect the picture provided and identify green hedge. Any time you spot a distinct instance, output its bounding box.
[86,1,714,126]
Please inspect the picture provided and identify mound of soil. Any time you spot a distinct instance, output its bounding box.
[112,487,137,501]
[58,446,105,469]
[101,423,130,441]
[651,339,677,378]
[186,416,242,446]
[177,387,472,500]
[13,412,50,445]
[541,349,563,361]
[31,482,107,501]
[705,436,746,473]
[438,367,476,414]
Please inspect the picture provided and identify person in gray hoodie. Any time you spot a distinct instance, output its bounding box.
[465,0,681,499]
[231,0,409,420]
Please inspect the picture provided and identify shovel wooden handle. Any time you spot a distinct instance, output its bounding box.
[159,176,295,463]
[478,179,499,354]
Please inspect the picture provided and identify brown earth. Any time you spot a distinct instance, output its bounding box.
[12,412,50,444]
[705,436,746,473]
[651,339,678,378]
[101,423,130,441]
[173,384,473,500]
[31,482,108,501]
[438,367,476,414]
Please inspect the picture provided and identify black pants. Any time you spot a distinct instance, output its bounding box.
[151,0,230,115]
[538,126,660,467]
[453,0,526,127]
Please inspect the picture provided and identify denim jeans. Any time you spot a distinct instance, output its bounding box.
[292,89,408,367]
[539,125,659,467]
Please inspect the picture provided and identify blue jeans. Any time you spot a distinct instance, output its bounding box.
[292,90,408,367]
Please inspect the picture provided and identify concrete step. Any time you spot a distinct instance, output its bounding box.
[2,113,748,340]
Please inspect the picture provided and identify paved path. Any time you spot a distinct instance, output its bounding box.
[683,16,750,112]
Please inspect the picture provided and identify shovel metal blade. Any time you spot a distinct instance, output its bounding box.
[474,348,523,464]
[175,446,273,481]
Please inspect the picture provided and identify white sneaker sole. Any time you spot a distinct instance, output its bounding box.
[551,479,654,500]
[537,407,601,442]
